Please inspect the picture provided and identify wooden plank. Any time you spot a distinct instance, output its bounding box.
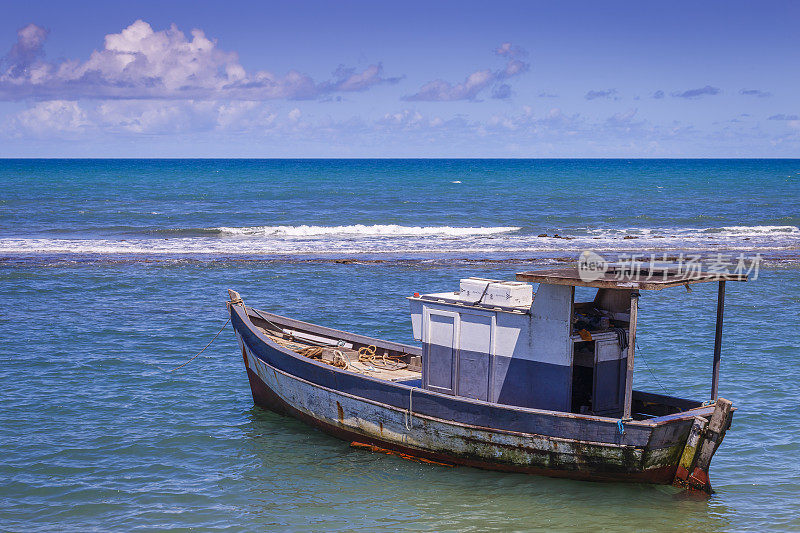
[688,398,733,492]
[673,416,708,485]
[516,267,747,291]
[632,390,702,412]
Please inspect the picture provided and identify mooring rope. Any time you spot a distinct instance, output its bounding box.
[634,339,671,397]
[163,317,230,372]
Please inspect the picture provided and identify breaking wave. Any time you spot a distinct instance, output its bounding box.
[2,224,798,261]
[213,224,521,237]
[703,225,800,235]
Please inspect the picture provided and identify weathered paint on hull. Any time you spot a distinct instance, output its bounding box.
[239,336,683,485]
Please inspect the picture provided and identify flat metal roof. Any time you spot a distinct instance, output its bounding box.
[516,265,747,290]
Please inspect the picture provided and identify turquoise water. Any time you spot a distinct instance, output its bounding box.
[1,160,799,530]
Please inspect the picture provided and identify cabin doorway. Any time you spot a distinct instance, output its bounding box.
[570,339,626,416]
[571,340,594,413]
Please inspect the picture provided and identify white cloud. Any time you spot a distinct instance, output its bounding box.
[2,98,286,137]
[3,23,48,78]
[0,20,398,100]
[5,99,794,158]
[404,43,529,101]
[6,100,88,136]
[95,100,218,134]
[375,109,458,131]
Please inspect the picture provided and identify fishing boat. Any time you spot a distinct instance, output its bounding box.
[227,264,745,494]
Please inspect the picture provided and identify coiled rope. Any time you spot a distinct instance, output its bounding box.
[298,346,325,359]
[332,350,351,370]
[357,345,407,371]
[163,317,230,372]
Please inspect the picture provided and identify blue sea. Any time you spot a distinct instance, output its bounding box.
[1,159,799,531]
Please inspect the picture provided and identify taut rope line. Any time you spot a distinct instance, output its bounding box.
[163,317,230,373]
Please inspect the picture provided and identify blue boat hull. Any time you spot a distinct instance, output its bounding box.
[229,302,723,486]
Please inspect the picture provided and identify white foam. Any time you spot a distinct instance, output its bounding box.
[715,225,800,235]
[214,224,520,237]
[2,224,798,257]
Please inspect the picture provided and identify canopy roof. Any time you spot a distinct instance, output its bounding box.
[516,265,747,290]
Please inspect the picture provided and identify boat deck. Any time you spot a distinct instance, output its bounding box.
[256,325,422,382]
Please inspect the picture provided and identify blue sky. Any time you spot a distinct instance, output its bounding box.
[0,0,798,157]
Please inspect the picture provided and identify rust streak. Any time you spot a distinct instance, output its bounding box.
[350,441,455,467]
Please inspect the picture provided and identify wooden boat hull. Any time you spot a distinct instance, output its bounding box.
[229,303,729,489]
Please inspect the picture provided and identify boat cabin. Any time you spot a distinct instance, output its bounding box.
[408,265,745,419]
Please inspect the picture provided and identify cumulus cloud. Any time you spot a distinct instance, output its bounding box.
[492,83,512,99]
[95,100,220,134]
[2,98,285,137]
[0,20,398,100]
[482,106,582,134]
[585,88,617,100]
[404,42,529,101]
[8,99,788,157]
[2,23,49,78]
[375,109,457,130]
[740,89,771,98]
[494,42,527,60]
[605,108,639,127]
[320,64,402,93]
[6,99,88,136]
[671,85,721,98]
[215,101,276,131]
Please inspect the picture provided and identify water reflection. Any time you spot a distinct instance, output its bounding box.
[236,405,729,531]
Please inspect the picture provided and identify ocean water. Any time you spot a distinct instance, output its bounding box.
[1,159,799,531]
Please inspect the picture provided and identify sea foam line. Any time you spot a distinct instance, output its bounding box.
[213,224,522,237]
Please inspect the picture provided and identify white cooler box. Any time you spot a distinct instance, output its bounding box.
[459,277,532,308]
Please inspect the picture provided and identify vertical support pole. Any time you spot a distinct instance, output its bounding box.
[711,281,726,400]
[622,290,639,420]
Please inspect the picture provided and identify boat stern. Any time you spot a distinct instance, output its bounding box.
[671,398,734,494]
